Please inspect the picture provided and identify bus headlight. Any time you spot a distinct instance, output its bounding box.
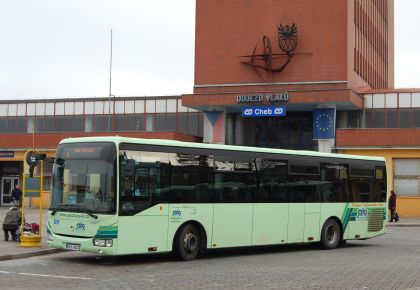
[93,239,113,247]
[47,233,53,241]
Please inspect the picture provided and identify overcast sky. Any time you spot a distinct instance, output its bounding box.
[0,0,418,100]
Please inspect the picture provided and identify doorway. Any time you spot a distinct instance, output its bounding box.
[1,176,19,205]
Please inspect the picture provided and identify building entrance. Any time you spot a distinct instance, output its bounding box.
[1,176,19,205]
[254,111,315,150]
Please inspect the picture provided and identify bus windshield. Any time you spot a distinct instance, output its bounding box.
[50,142,117,214]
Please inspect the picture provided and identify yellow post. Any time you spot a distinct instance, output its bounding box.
[39,160,43,240]
[20,149,42,247]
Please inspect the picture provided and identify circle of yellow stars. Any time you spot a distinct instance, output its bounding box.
[315,113,333,132]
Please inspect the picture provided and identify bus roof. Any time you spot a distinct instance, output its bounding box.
[59,136,385,162]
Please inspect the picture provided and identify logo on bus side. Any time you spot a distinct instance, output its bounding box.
[76,222,86,231]
[357,208,369,219]
[170,209,182,223]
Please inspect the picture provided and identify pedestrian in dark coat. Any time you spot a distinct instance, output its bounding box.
[3,206,22,241]
[388,190,398,222]
[11,184,22,207]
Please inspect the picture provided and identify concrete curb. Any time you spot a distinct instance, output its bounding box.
[0,248,63,261]
[387,224,420,227]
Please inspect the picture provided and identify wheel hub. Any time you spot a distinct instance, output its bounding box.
[326,225,337,244]
[183,232,198,253]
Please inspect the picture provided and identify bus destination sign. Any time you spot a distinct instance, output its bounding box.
[62,146,102,159]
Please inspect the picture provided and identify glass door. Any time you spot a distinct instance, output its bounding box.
[1,177,19,205]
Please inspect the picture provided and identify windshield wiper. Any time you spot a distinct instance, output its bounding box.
[80,208,98,219]
[51,204,98,219]
[51,204,77,216]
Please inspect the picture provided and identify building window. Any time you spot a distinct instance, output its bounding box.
[178,113,188,134]
[115,114,136,131]
[155,114,167,131]
[146,114,154,132]
[0,98,202,136]
[93,115,109,132]
[413,109,420,128]
[85,116,92,132]
[399,109,411,128]
[386,109,397,128]
[167,113,177,131]
[134,114,145,131]
[394,159,420,196]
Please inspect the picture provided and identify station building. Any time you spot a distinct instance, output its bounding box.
[181,0,420,217]
[2,0,420,216]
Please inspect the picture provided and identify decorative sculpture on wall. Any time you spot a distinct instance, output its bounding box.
[240,23,308,80]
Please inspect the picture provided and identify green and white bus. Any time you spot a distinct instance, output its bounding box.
[47,136,387,260]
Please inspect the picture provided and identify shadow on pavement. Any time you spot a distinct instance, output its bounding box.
[53,241,374,266]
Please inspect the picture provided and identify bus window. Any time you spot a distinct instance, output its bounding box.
[320,164,350,202]
[373,166,387,202]
[287,159,320,203]
[51,142,116,214]
[256,159,287,202]
[214,156,255,203]
[169,153,213,203]
[349,164,374,202]
[119,151,171,215]
[351,179,371,202]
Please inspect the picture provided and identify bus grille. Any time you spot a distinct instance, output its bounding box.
[368,208,385,232]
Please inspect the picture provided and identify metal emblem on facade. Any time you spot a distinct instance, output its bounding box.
[278,23,298,54]
[240,23,308,80]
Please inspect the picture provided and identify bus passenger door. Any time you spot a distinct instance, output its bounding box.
[118,159,170,255]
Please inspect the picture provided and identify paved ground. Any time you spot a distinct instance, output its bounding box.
[0,227,419,290]
[0,207,57,260]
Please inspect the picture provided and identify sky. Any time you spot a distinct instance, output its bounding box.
[0,0,418,100]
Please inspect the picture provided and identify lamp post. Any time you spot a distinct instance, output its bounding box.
[108,29,113,131]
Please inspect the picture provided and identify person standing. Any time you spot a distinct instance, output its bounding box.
[11,184,22,207]
[388,190,398,222]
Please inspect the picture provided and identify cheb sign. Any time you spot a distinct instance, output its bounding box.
[242,106,286,117]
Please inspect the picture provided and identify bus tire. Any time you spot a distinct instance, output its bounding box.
[174,224,200,261]
[320,219,341,250]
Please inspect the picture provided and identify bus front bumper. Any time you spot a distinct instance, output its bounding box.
[47,232,117,255]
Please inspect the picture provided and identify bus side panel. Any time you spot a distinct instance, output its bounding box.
[347,204,387,239]
[166,204,214,252]
[212,204,253,248]
[319,203,347,239]
[116,204,169,255]
[287,204,304,243]
[304,203,321,242]
[252,203,288,246]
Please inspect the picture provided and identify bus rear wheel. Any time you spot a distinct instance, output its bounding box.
[174,224,200,261]
[320,219,341,250]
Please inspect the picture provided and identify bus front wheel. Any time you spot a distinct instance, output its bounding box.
[320,219,341,250]
[174,224,200,261]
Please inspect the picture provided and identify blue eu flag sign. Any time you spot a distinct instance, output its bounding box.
[313,108,335,139]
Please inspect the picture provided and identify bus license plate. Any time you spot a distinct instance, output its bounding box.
[65,243,80,251]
